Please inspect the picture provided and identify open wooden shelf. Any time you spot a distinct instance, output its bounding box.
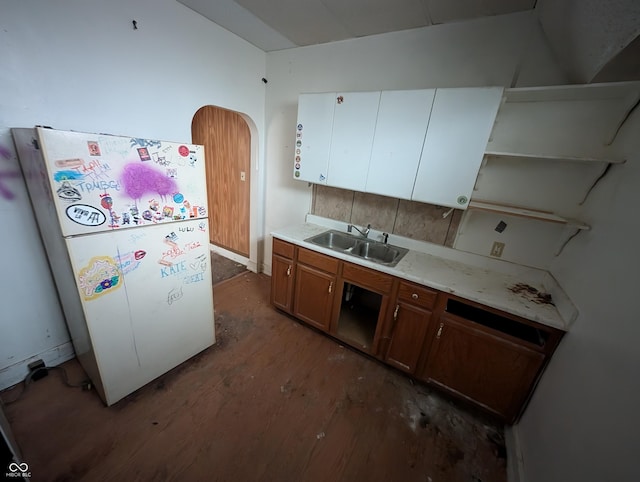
[484,150,625,164]
[502,81,640,103]
[467,201,590,230]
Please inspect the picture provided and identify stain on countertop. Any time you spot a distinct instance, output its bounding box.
[509,283,554,305]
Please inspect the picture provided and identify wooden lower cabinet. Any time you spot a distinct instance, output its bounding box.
[270,240,296,313]
[292,248,339,332]
[270,238,563,424]
[384,301,432,374]
[420,310,551,423]
[271,254,295,313]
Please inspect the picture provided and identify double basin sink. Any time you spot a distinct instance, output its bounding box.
[305,230,409,267]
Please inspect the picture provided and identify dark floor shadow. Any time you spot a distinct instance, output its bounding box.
[211,251,247,285]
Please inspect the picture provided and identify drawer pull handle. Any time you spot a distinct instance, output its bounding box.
[393,304,399,321]
[328,281,333,294]
[411,293,419,300]
[286,265,291,277]
[436,323,444,339]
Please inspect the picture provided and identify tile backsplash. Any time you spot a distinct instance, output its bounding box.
[312,185,462,247]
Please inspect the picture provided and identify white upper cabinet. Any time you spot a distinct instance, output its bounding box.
[294,87,503,207]
[365,89,436,199]
[294,93,336,184]
[412,87,503,209]
[326,91,381,191]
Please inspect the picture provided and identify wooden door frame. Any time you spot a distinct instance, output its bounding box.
[191,105,262,273]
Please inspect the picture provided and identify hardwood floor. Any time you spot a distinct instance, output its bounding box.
[2,272,506,482]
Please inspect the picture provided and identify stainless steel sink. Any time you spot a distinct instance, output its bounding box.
[305,230,408,267]
[306,230,359,251]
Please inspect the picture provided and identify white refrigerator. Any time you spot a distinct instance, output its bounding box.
[12,127,215,406]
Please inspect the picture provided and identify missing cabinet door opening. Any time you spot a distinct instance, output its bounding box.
[446,299,549,347]
[337,282,382,350]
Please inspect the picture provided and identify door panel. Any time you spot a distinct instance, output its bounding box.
[192,106,250,256]
[271,254,294,313]
[326,91,380,191]
[424,314,544,419]
[385,302,432,374]
[293,264,335,331]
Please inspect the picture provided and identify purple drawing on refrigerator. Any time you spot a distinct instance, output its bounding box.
[121,163,177,200]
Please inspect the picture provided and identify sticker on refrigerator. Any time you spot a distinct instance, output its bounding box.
[65,204,106,226]
[137,147,152,161]
[178,145,190,157]
[87,142,101,156]
[53,170,84,181]
[163,206,174,218]
[100,193,113,210]
[130,138,161,150]
[77,256,121,300]
[57,182,82,202]
[55,158,84,168]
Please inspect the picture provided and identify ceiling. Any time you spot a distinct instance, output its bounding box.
[177,0,640,82]
[177,0,537,52]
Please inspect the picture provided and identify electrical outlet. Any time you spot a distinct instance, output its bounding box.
[240,171,246,181]
[491,241,505,258]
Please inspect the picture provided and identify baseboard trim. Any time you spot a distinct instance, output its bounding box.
[505,424,526,482]
[0,341,75,390]
[209,244,251,267]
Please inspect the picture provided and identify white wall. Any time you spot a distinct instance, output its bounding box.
[0,0,266,389]
[513,106,640,480]
[262,11,567,273]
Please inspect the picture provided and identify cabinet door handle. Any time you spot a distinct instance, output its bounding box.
[328,281,333,294]
[286,265,291,277]
[436,322,444,339]
[411,293,418,300]
[393,304,400,321]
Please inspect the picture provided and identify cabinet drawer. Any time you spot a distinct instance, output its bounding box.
[273,238,295,259]
[298,248,339,274]
[398,281,437,309]
[342,262,394,294]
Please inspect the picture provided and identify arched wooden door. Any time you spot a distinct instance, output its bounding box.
[192,106,251,257]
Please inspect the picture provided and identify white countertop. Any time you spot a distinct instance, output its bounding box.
[271,216,577,331]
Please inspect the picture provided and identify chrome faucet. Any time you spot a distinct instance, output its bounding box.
[347,223,371,238]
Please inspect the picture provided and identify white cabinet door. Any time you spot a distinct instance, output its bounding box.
[365,89,435,199]
[326,91,381,191]
[412,87,503,208]
[295,93,336,183]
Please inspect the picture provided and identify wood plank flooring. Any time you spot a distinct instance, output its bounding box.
[2,272,506,482]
